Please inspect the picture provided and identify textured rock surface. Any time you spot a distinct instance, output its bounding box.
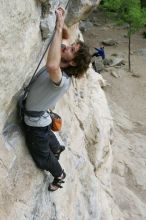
[80,8,146,220]
[0,0,42,133]
[40,0,100,38]
[109,102,146,220]
[65,0,100,26]
[0,1,117,220]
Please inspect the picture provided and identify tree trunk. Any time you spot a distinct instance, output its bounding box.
[128,34,131,72]
[128,24,131,72]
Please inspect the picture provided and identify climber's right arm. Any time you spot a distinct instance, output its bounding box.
[46,7,65,84]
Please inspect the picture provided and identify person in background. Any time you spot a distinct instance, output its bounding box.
[92,47,105,60]
[91,47,105,73]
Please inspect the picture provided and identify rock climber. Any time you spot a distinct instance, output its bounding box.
[22,6,91,191]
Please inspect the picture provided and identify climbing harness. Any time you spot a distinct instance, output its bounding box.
[18,0,71,120]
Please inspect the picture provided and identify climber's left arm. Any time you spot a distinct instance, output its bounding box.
[62,23,70,40]
[61,24,70,47]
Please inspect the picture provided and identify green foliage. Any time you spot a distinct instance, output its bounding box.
[102,0,123,11]
[100,0,146,71]
[101,0,146,35]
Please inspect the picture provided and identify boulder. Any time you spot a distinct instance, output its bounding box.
[110,70,119,78]
[102,39,118,46]
[110,57,125,67]
[134,48,146,57]
[79,21,93,32]
[92,59,104,73]
[103,58,113,66]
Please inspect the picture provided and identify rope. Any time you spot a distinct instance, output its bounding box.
[25,0,71,92]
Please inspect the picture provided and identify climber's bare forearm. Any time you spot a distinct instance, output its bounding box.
[46,7,65,83]
[46,28,62,71]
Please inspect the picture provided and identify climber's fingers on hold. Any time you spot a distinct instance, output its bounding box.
[56,6,65,17]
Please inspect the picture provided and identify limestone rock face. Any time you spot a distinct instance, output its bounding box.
[65,0,100,26]
[0,1,114,220]
[39,0,101,38]
[0,0,42,133]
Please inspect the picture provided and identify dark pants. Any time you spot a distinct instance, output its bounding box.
[23,123,63,178]
[92,53,99,58]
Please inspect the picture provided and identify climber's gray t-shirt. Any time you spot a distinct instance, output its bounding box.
[24,66,71,127]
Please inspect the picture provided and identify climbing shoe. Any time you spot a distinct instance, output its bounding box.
[48,170,66,192]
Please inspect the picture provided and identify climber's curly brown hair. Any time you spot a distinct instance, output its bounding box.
[62,40,91,78]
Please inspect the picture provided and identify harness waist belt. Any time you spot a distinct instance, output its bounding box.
[24,109,45,117]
